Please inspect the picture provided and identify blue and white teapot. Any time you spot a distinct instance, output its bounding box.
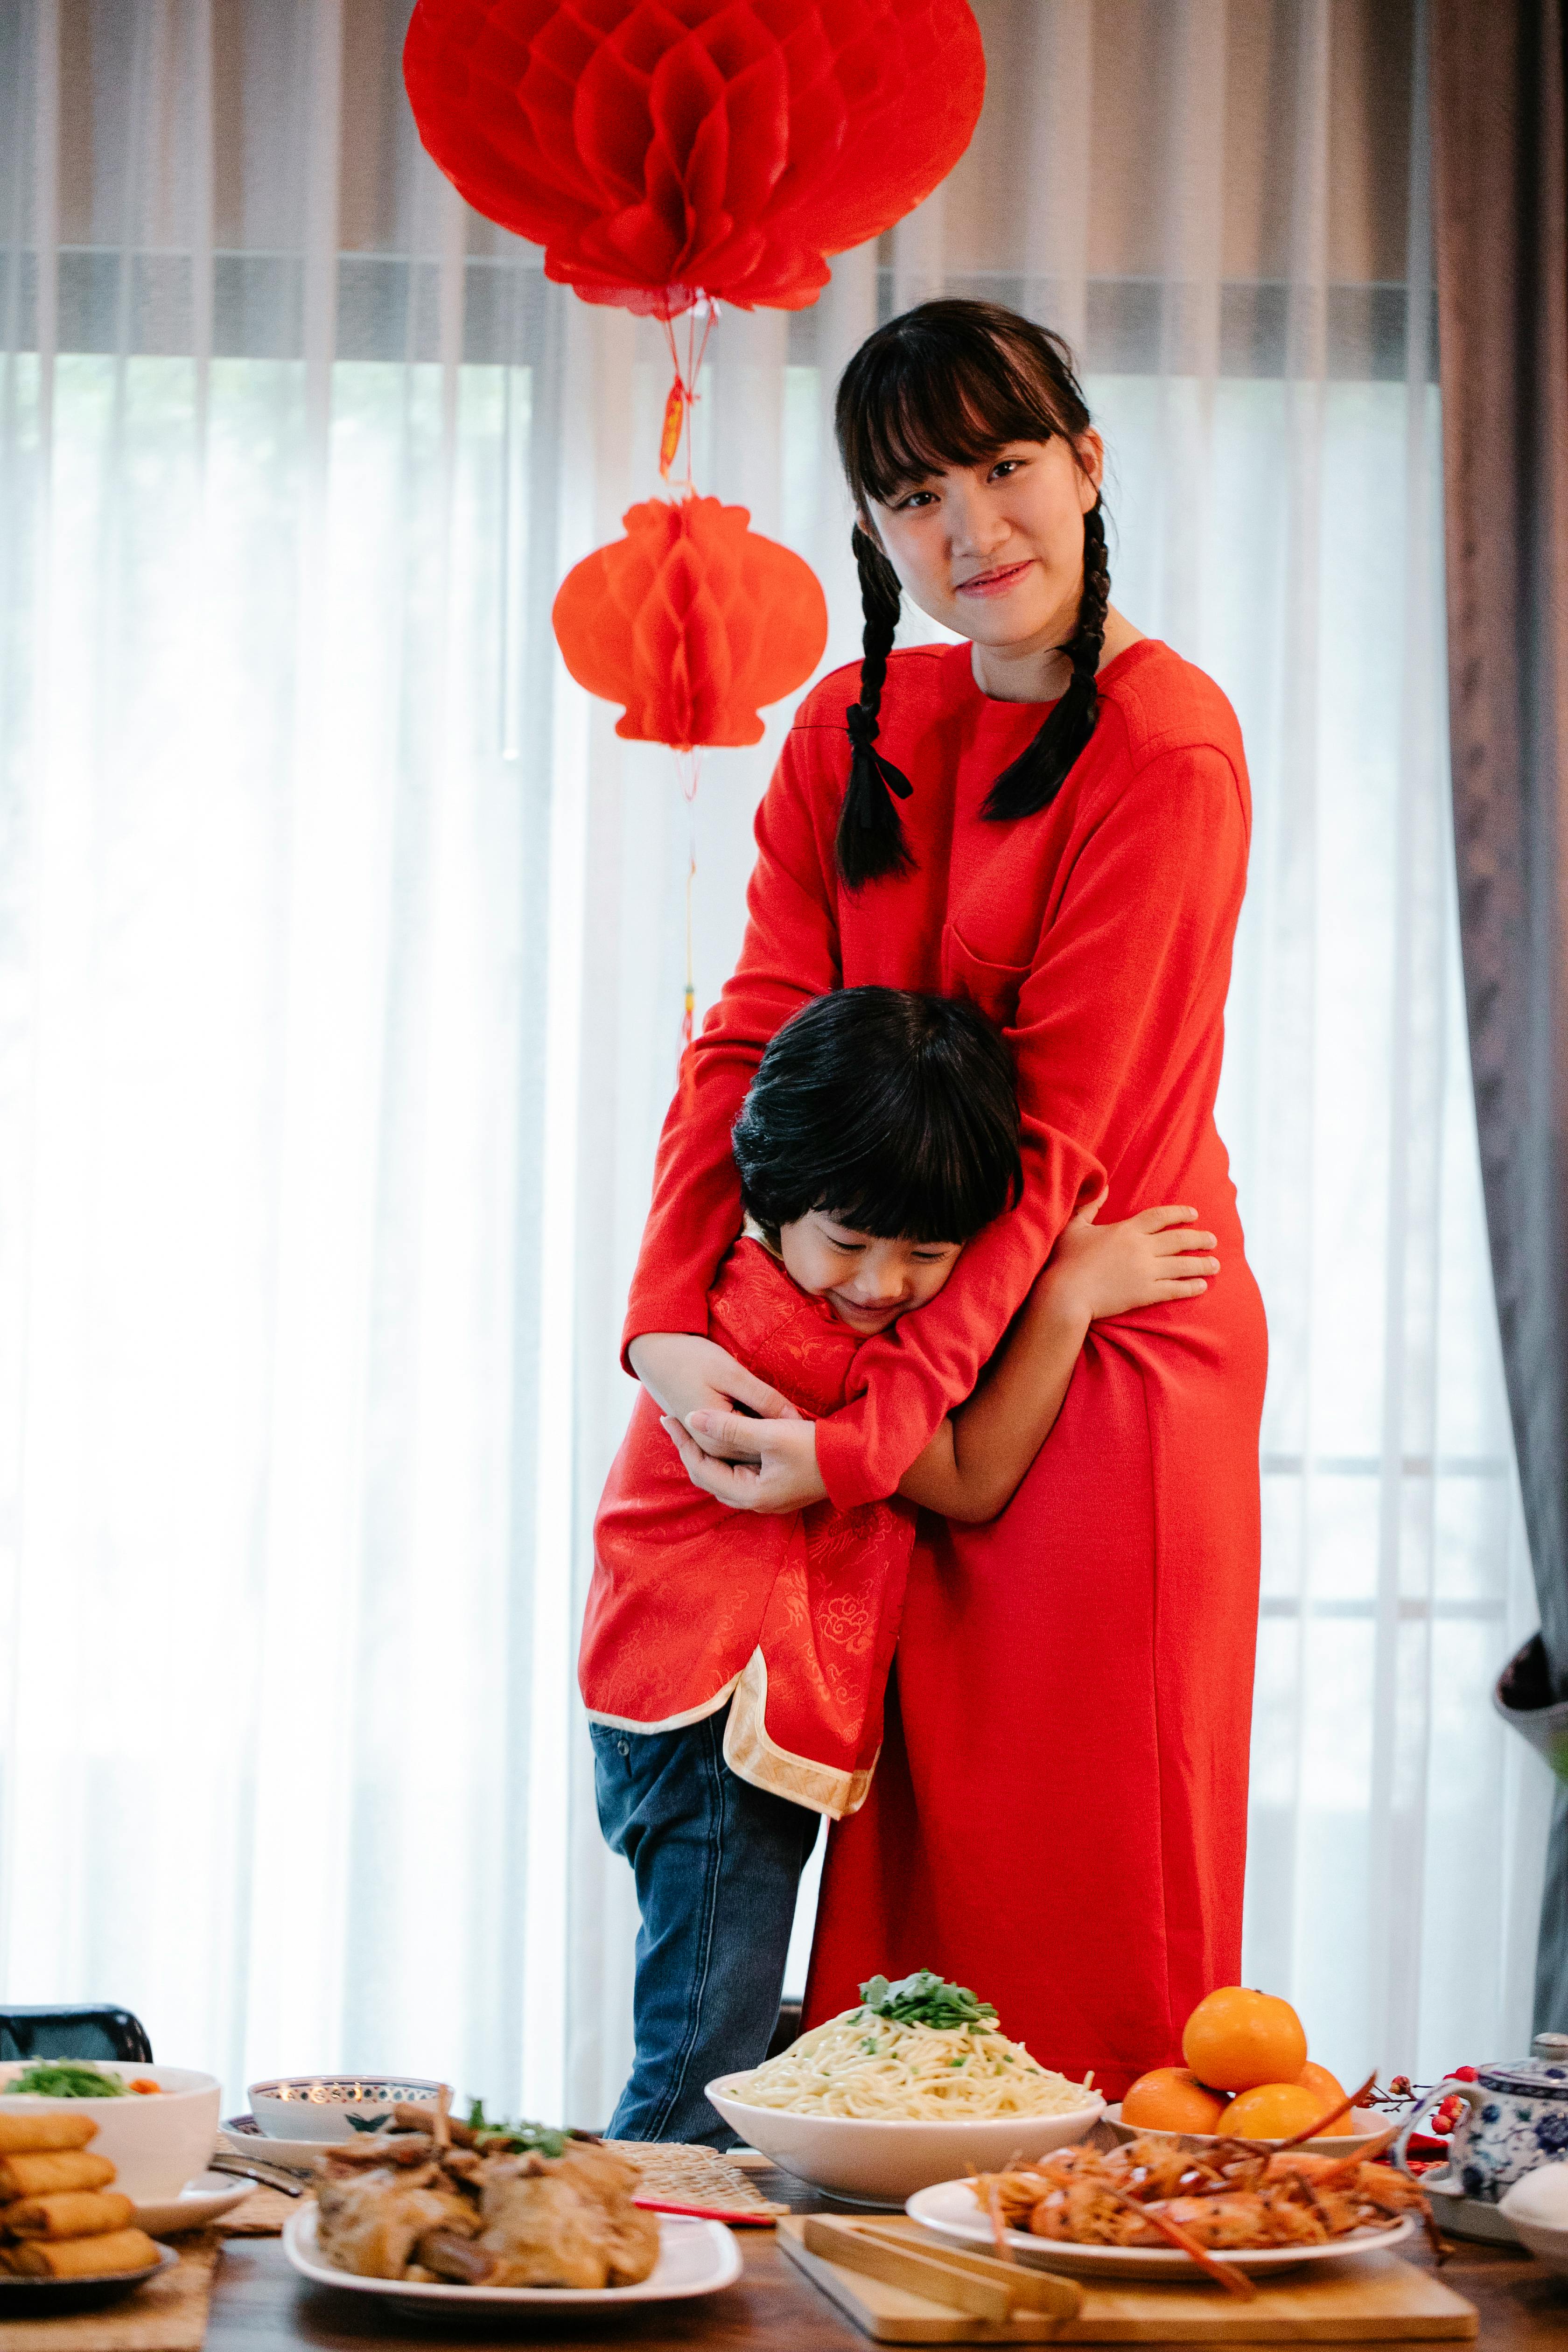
[1393,2037,1568,2205]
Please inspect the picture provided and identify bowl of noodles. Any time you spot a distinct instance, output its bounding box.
[705,1972,1102,2204]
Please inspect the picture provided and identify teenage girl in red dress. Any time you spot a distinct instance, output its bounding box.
[623,301,1268,2098]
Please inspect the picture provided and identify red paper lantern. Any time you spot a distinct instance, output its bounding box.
[552,495,828,747]
[404,0,986,316]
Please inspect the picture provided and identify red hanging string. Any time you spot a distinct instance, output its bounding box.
[675,748,703,1109]
[662,296,717,1111]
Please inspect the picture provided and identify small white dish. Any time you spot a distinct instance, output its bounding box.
[283,2201,742,2313]
[133,2170,257,2237]
[1500,2164,1568,2268]
[907,2177,1416,2280]
[249,2075,448,2143]
[1104,2101,1393,2159]
[0,2063,219,2202]
[1505,2214,1568,2271]
[705,2075,1102,2206]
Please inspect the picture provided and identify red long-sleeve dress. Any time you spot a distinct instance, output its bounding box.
[623,638,1267,2096]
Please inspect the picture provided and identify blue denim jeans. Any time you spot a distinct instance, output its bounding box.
[590,1705,820,2146]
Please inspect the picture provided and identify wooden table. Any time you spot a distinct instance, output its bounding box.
[202,2172,1568,2352]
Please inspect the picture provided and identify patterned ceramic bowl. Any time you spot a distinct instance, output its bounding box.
[247,2075,448,2143]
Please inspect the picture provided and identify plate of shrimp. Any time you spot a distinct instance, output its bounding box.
[906,2131,1436,2291]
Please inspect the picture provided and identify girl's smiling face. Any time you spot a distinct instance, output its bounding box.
[777,1210,962,1336]
[868,432,1102,662]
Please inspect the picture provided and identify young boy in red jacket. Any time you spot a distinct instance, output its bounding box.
[580,987,1218,2142]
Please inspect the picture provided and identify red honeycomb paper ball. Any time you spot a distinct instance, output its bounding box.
[552,495,828,746]
[404,0,986,315]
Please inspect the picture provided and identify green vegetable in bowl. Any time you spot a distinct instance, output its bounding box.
[9,2061,128,2099]
[856,1970,1000,2032]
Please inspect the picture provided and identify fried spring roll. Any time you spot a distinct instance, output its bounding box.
[2,2228,159,2278]
[6,2191,135,2239]
[0,2114,97,2154]
[0,2152,116,2199]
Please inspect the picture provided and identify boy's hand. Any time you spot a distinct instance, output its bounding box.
[661,1412,826,1513]
[1040,1202,1219,1326]
[629,1332,802,1458]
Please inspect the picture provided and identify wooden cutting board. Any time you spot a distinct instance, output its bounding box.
[777,2217,1479,2343]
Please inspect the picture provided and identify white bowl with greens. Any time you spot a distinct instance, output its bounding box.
[706,1972,1102,2205]
[0,2062,220,2200]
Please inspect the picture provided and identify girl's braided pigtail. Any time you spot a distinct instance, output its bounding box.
[835,525,915,889]
[983,498,1110,822]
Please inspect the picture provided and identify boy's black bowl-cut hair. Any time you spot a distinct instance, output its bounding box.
[731,987,1022,1244]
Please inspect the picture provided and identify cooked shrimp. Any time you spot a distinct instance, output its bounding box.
[969,2126,1439,2285]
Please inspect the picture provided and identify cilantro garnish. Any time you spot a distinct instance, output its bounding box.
[857,1971,999,2031]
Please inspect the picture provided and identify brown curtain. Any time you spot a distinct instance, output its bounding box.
[1431,0,1568,2023]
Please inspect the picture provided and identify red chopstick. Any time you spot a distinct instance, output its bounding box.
[632,2197,778,2227]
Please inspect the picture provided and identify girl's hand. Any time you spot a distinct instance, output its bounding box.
[1041,1202,1219,1325]
[628,1332,801,1458]
[660,1412,827,1513]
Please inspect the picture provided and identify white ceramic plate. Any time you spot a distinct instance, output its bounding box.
[283,2203,742,2314]
[1429,2182,1521,2244]
[705,2076,1103,2206]
[1104,2103,1393,2159]
[906,2178,1417,2281]
[133,2170,257,2236]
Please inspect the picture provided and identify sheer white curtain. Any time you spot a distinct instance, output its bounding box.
[0,0,1549,2133]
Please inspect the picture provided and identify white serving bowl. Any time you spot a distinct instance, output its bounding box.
[248,2075,448,2143]
[0,2063,220,2201]
[1501,2163,1568,2273]
[705,2073,1103,2205]
[1104,2101,1391,2159]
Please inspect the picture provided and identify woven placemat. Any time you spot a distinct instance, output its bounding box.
[0,2231,222,2352]
[215,2187,300,2237]
[607,2141,788,2216]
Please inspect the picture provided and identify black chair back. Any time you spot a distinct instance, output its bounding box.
[0,2006,153,2064]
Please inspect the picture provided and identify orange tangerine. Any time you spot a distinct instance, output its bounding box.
[1182,1987,1308,2093]
[1120,2068,1228,2135]
[1295,2060,1354,2134]
[1218,2082,1325,2139]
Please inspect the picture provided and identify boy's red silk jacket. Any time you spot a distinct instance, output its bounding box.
[579,1237,915,1819]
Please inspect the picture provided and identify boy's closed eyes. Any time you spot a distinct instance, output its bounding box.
[776,1210,963,1336]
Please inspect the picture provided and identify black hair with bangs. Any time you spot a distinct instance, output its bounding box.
[832,299,1111,889]
[731,987,1021,1245]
